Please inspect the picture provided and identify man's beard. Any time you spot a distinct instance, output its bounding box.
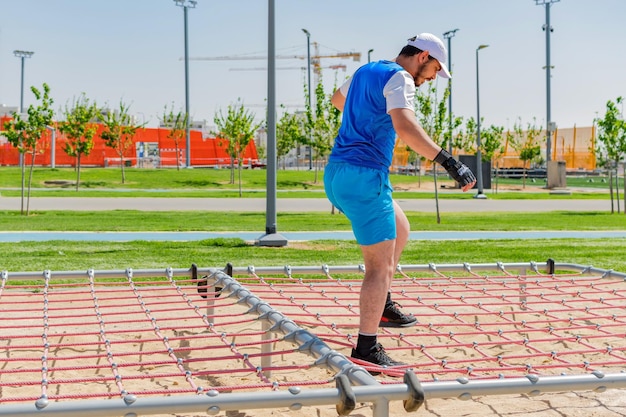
[414,66,430,87]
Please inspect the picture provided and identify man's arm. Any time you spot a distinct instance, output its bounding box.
[389,108,476,192]
[389,108,440,160]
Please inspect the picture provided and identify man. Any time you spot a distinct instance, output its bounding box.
[324,33,476,368]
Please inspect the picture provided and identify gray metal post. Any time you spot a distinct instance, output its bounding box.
[545,2,552,162]
[257,0,287,247]
[13,50,34,168]
[19,55,25,168]
[19,56,25,114]
[475,45,488,199]
[535,0,559,163]
[173,0,196,168]
[183,6,191,167]
[443,29,459,155]
[47,126,55,168]
[302,28,313,170]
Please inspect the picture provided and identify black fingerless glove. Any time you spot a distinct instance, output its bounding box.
[433,149,477,187]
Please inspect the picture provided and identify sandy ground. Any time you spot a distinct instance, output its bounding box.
[1,266,625,417]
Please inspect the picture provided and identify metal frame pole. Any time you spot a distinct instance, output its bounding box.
[256,0,287,246]
[535,0,560,164]
[302,29,313,170]
[13,50,34,168]
[183,5,191,167]
[475,45,489,199]
[173,0,196,168]
[443,29,459,155]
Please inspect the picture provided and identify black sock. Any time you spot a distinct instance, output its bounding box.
[356,333,377,354]
[386,291,392,306]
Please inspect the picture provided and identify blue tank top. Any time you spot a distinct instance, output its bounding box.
[329,60,405,171]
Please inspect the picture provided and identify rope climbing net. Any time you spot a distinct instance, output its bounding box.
[0,261,625,416]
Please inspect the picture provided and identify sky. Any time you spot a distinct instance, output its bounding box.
[0,0,625,131]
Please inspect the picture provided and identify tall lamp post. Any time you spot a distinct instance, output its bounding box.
[475,44,489,200]
[14,50,34,114]
[14,50,34,168]
[367,48,374,63]
[535,0,559,166]
[443,29,459,155]
[174,0,196,168]
[257,0,287,247]
[301,28,313,170]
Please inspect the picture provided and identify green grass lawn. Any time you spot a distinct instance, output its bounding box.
[0,210,624,232]
[0,167,619,199]
[1,209,625,273]
[1,167,624,274]
[2,238,624,275]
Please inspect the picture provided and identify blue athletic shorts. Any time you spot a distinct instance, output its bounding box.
[324,161,396,246]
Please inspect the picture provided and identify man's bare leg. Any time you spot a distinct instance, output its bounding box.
[393,200,410,266]
[378,200,418,328]
[351,239,403,367]
[359,239,396,334]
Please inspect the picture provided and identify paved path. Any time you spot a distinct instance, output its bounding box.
[0,196,612,212]
[0,196,619,242]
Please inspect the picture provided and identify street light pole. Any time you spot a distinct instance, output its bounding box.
[14,50,34,114]
[535,0,559,164]
[13,50,34,168]
[256,0,287,247]
[475,44,489,200]
[367,48,374,63]
[443,29,459,155]
[174,0,196,168]
[301,28,313,170]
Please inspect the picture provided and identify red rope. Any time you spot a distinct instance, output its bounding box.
[2,267,626,404]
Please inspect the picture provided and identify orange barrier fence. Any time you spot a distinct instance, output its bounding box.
[392,125,597,173]
[0,120,259,168]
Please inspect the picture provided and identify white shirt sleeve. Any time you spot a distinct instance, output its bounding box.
[338,76,352,97]
[383,71,415,113]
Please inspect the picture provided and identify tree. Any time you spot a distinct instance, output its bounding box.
[480,124,505,193]
[99,101,142,184]
[298,71,342,182]
[160,104,188,171]
[276,109,305,170]
[58,94,99,191]
[309,79,340,183]
[414,82,451,223]
[2,83,54,215]
[455,117,477,155]
[213,100,262,197]
[511,119,542,189]
[595,97,626,213]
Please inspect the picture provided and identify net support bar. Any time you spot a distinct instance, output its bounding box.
[2,371,625,417]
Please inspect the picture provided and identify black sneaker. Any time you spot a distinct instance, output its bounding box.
[351,343,404,368]
[379,301,417,328]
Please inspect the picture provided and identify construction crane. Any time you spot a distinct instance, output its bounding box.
[229,64,347,72]
[188,42,360,77]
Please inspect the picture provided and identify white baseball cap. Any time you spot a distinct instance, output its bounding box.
[407,33,451,79]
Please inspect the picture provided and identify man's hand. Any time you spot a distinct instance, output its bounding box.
[434,149,477,192]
